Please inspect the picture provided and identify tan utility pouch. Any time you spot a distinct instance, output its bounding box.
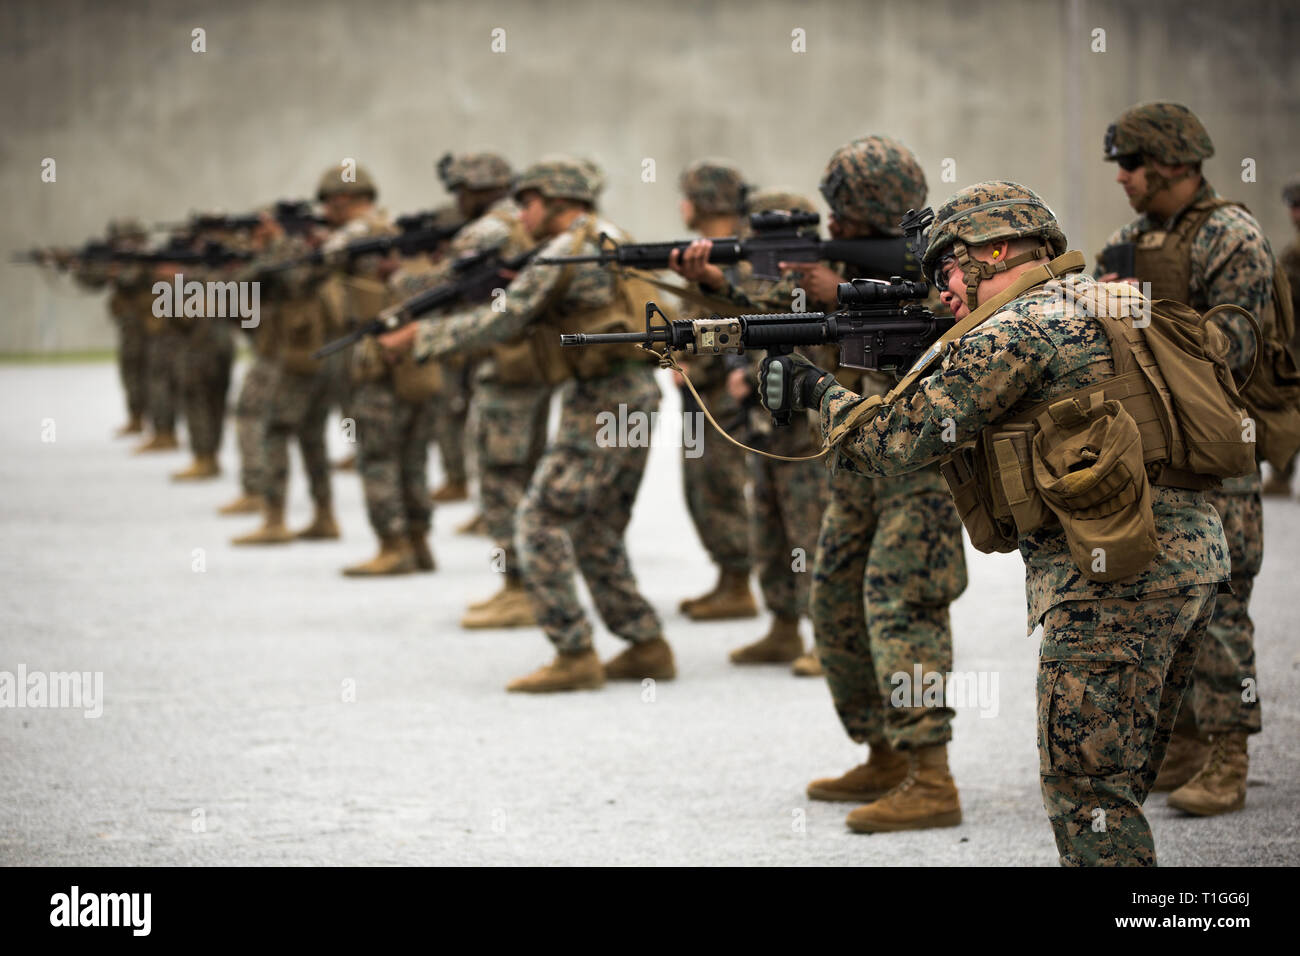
[493,328,569,386]
[1031,392,1158,582]
[938,445,1019,554]
[342,275,391,325]
[280,297,328,376]
[983,423,1053,535]
[351,337,388,384]
[392,353,444,402]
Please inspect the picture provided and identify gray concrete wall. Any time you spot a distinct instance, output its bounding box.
[2,0,1296,352]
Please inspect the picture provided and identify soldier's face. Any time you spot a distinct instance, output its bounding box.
[1115,162,1148,210]
[518,192,547,238]
[1289,202,1300,229]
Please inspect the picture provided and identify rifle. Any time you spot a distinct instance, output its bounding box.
[312,246,539,359]
[257,219,465,277]
[560,276,948,425]
[117,240,256,268]
[534,210,921,281]
[159,200,326,236]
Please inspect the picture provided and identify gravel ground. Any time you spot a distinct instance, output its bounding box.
[1,360,1296,866]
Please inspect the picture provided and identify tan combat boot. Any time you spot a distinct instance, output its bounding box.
[231,505,295,545]
[455,512,488,535]
[845,744,962,832]
[1261,473,1292,498]
[730,615,804,664]
[685,569,759,620]
[296,506,340,540]
[333,453,356,471]
[461,581,537,628]
[1167,732,1249,816]
[506,650,605,693]
[807,741,910,802]
[792,650,824,677]
[134,431,179,453]
[171,455,220,481]
[217,493,263,516]
[114,415,143,438]
[342,536,416,576]
[603,637,677,681]
[1151,730,1210,792]
[408,529,436,571]
[431,480,469,503]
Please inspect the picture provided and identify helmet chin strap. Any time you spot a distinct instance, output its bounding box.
[951,240,1048,309]
[1132,160,1195,214]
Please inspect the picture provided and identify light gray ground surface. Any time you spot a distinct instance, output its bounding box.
[1,360,1297,866]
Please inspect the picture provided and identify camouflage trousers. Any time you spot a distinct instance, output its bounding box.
[146,329,184,434]
[263,360,336,511]
[1174,491,1263,736]
[354,379,437,537]
[683,383,752,574]
[476,378,551,579]
[177,323,233,458]
[516,365,663,653]
[750,454,827,619]
[434,360,474,486]
[114,314,148,420]
[812,465,967,750]
[233,356,279,497]
[1038,584,1217,866]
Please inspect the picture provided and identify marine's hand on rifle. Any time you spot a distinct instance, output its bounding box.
[759,352,834,417]
[667,239,726,292]
[378,322,418,360]
[778,261,841,310]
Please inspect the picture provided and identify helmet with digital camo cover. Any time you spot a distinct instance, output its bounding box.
[316,163,378,201]
[819,135,926,236]
[745,188,817,216]
[512,156,604,206]
[1104,103,1213,212]
[449,153,513,191]
[920,181,1067,309]
[679,159,750,216]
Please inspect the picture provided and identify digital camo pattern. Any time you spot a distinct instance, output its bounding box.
[233,355,279,496]
[682,405,752,576]
[353,380,437,536]
[750,451,826,619]
[477,380,551,575]
[263,358,339,510]
[175,315,233,458]
[511,156,603,204]
[145,328,184,434]
[819,135,926,234]
[105,278,156,421]
[1104,102,1214,164]
[821,269,1232,628]
[1179,490,1264,736]
[921,181,1068,279]
[516,364,663,652]
[679,159,748,215]
[813,466,966,749]
[448,152,512,190]
[1038,584,1216,866]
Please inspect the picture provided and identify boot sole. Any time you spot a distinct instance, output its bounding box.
[1166,794,1246,816]
[506,678,605,693]
[232,537,295,546]
[806,786,894,803]
[604,666,677,682]
[461,615,537,629]
[846,809,963,832]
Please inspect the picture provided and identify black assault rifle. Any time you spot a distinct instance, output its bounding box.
[256,217,465,277]
[312,246,539,359]
[534,210,921,281]
[560,276,948,425]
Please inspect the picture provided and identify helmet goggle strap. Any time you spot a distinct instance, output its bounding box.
[950,239,1047,308]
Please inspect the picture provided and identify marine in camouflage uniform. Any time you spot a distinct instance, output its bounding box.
[1100,104,1275,816]
[673,160,759,621]
[218,216,285,515]
[330,168,442,576]
[232,165,392,548]
[678,188,829,665]
[398,155,555,629]
[67,219,153,438]
[1264,174,1300,494]
[719,140,964,831]
[769,181,1229,865]
[389,157,673,694]
[168,227,242,482]
[135,239,185,453]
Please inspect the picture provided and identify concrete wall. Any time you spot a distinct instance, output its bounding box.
[2,0,1296,352]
